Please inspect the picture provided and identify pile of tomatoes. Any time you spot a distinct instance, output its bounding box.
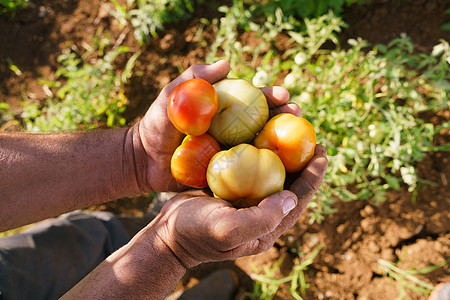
[168,78,316,208]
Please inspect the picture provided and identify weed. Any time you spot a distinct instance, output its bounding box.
[248,245,323,299]
[378,258,450,299]
[207,4,449,223]
[0,0,28,16]
[441,8,450,31]
[0,102,17,131]
[252,0,367,24]
[106,0,199,44]
[6,58,23,77]
[21,31,140,132]
[288,35,449,222]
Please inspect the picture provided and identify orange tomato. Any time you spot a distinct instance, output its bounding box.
[171,134,221,188]
[254,113,316,173]
[168,78,218,136]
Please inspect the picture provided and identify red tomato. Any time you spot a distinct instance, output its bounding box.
[254,113,316,173]
[171,134,221,188]
[168,78,218,136]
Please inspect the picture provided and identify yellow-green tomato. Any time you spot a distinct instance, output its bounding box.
[208,79,269,147]
[206,144,286,208]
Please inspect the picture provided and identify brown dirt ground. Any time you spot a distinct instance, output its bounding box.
[0,0,449,299]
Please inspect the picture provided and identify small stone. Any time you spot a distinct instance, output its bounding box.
[360,219,375,234]
[159,32,185,52]
[336,224,346,234]
[360,205,375,217]
[368,241,380,253]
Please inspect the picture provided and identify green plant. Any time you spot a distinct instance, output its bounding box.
[287,35,449,222]
[6,58,23,76]
[0,0,28,16]
[252,0,367,23]
[22,31,140,132]
[207,5,449,223]
[248,245,322,299]
[106,0,197,44]
[378,258,450,299]
[0,102,16,130]
[206,0,297,80]
[441,8,450,31]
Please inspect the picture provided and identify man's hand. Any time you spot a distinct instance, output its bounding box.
[127,60,302,193]
[146,145,328,268]
[63,61,327,299]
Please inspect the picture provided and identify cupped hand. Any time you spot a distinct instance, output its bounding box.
[130,60,301,193]
[147,145,328,268]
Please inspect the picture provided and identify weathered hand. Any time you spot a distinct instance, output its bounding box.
[146,146,328,268]
[129,60,301,193]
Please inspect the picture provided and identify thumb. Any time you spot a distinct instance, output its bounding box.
[213,191,298,250]
[161,60,230,99]
[258,190,298,218]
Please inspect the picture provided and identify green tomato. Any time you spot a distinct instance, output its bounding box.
[208,79,269,146]
[369,122,388,144]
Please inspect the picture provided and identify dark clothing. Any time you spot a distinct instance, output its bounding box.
[0,211,130,300]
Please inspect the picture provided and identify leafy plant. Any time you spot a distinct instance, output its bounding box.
[0,102,17,130]
[248,245,322,299]
[207,0,299,80]
[286,35,449,222]
[252,0,367,24]
[441,8,450,31]
[106,0,198,44]
[6,58,23,76]
[377,258,450,299]
[206,3,449,223]
[22,31,140,132]
[0,0,28,16]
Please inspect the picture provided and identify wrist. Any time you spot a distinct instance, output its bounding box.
[149,212,203,269]
[123,124,153,194]
[138,224,188,273]
[63,221,186,299]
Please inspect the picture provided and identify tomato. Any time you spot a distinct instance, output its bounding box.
[207,144,286,207]
[171,134,221,188]
[368,122,388,144]
[254,113,316,173]
[208,79,269,146]
[168,78,218,136]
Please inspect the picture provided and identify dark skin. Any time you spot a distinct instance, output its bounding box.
[0,61,328,299]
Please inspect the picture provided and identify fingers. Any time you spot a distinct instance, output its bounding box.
[160,61,230,99]
[260,86,290,108]
[260,86,301,118]
[315,144,327,156]
[211,191,298,251]
[243,146,328,256]
[290,147,328,207]
[269,103,302,118]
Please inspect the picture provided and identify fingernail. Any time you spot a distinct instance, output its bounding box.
[272,86,289,101]
[282,196,297,216]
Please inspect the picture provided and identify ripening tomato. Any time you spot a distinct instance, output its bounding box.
[207,144,286,208]
[168,78,218,136]
[208,78,269,146]
[171,134,221,188]
[254,113,316,173]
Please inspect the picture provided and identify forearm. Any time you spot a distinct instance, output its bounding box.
[62,223,186,299]
[0,127,144,231]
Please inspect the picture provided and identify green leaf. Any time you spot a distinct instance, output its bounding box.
[385,174,400,191]
[441,23,450,31]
